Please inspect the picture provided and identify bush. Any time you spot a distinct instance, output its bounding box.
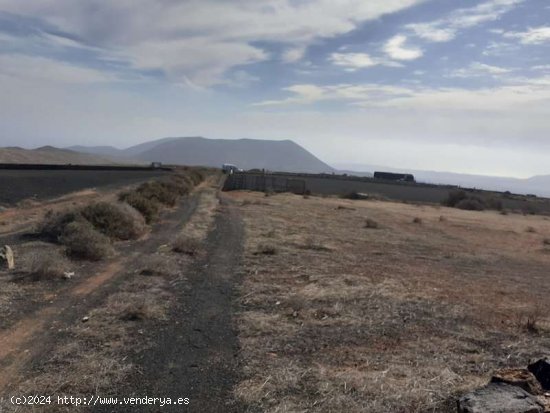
[455,198,485,211]
[342,191,368,200]
[254,243,277,255]
[365,218,379,229]
[487,197,503,211]
[29,252,70,281]
[119,191,161,223]
[60,221,114,261]
[443,190,467,207]
[412,217,422,224]
[39,210,85,240]
[136,181,179,206]
[81,202,145,240]
[172,235,202,256]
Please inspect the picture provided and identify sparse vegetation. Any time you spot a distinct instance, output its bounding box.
[455,197,485,211]
[234,191,550,413]
[81,202,145,240]
[365,217,379,228]
[444,189,487,211]
[28,251,71,281]
[172,235,202,256]
[254,243,277,255]
[119,191,160,224]
[342,190,368,200]
[60,221,114,261]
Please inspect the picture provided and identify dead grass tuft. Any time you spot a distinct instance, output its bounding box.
[254,243,277,255]
[172,235,202,256]
[28,251,71,281]
[365,218,379,228]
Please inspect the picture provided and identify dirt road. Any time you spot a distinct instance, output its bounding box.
[107,194,244,412]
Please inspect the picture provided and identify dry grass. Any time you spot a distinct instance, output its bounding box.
[13,274,173,412]
[230,191,550,413]
[365,217,379,228]
[28,251,71,281]
[178,184,219,241]
[172,235,202,256]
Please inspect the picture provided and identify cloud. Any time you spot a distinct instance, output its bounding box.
[406,23,455,42]
[449,62,512,78]
[383,35,423,61]
[328,52,403,71]
[405,0,524,43]
[0,0,426,86]
[282,47,307,63]
[255,75,550,113]
[0,54,116,83]
[503,27,550,44]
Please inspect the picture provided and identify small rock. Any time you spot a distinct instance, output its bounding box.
[529,358,550,390]
[457,382,544,413]
[0,245,14,270]
[63,271,75,280]
[81,316,89,323]
[491,368,543,395]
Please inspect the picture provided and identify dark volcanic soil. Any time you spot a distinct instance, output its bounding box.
[0,169,169,206]
[103,195,245,413]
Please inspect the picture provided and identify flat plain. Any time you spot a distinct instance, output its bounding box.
[230,191,550,412]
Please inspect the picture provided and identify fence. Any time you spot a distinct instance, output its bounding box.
[223,173,306,194]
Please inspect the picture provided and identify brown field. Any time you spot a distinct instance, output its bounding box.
[1,177,549,412]
[229,191,550,412]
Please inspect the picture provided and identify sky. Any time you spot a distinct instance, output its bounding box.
[0,0,549,178]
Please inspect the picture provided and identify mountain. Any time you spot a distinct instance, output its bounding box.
[134,137,333,173]
[0,146,120,165]
[334,163,550,197]
[70,137,334,173]
[68,145,126,158]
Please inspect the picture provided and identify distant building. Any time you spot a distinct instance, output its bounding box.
[151,162,163,169]
[374,171,415,182]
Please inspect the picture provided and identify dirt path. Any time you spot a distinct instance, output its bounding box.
[108,194,245,412]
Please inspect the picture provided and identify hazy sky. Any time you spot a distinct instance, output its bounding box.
[0,0,549,177]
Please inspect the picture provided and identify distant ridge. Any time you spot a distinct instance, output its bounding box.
[0,146,122,165]
[70,137,334,173]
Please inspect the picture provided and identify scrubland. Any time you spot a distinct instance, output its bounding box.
[230,191,550,412]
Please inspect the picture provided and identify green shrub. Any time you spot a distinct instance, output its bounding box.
[81,202,145,240]
[60,221,113,261]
